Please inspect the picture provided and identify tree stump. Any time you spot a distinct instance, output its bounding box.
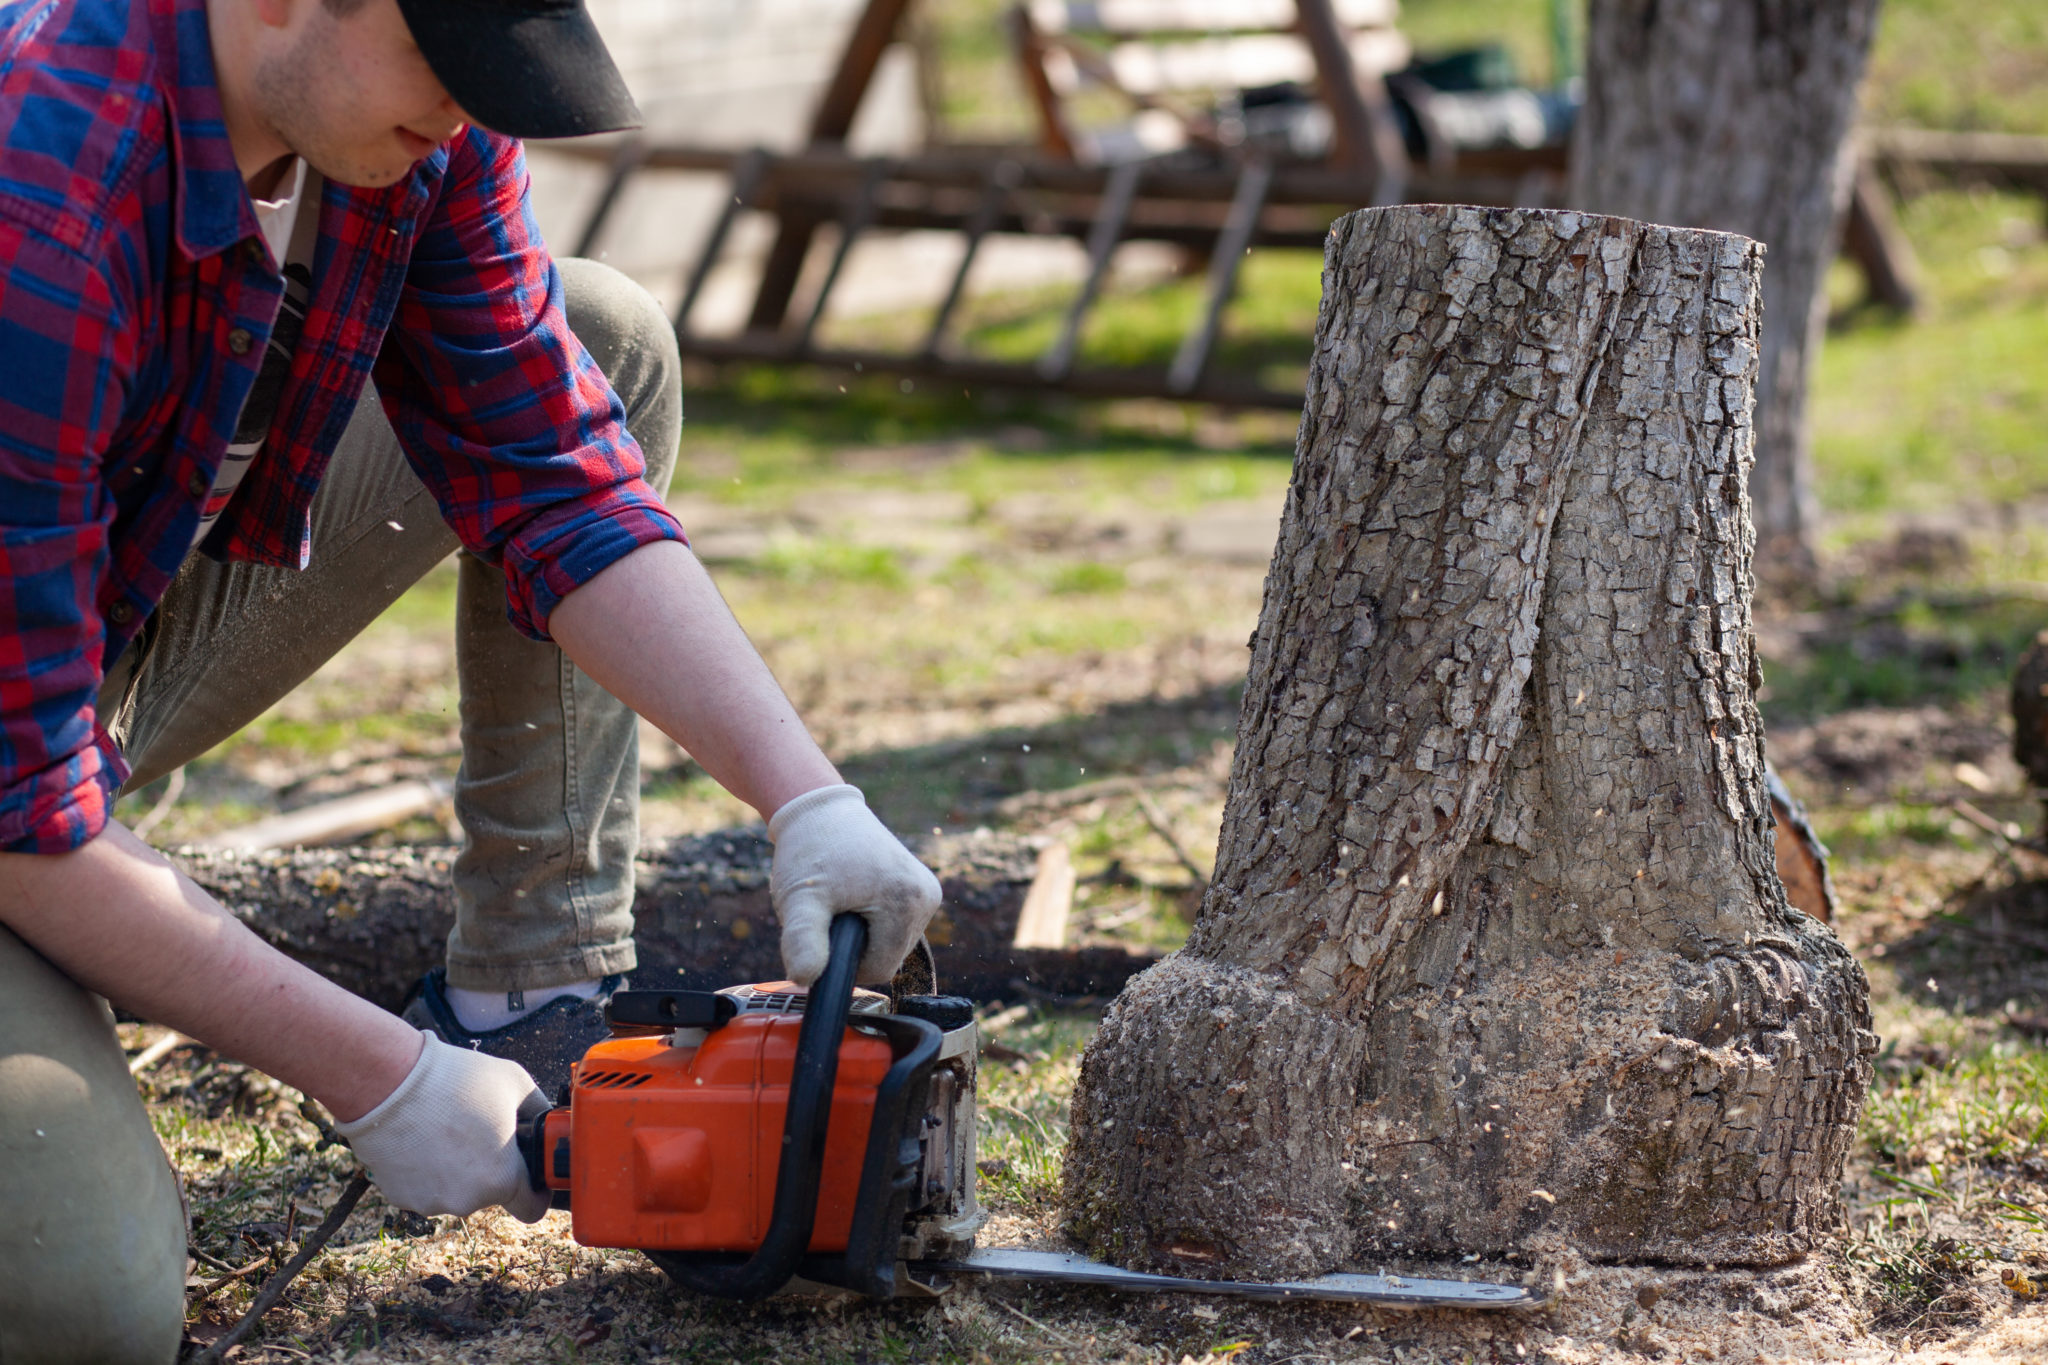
[1062,205,1875,1280]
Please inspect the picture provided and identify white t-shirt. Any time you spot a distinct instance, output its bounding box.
[192,157,323,551]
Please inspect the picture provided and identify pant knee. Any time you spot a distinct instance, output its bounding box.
[557,256,682,497]
[0,931,187,1364]
[0,1271,185,1365]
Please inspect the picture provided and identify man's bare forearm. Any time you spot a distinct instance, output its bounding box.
[547,539,841,818]
[0,819,421,1121]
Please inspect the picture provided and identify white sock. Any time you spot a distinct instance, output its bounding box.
[445,979,605,1033]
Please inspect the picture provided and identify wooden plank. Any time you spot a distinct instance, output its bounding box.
[920,159,1024,358]
[1096,30,1408,95]
[541,142,1503,209]
[676,332,1307,409]
[571,139,649,260]
[1294,0,1405,200]
[745,0,916,334]
[1865,126,2048,186]
[1840,159,1920,315]
[1013,3,1083,157]
[793,158,891,352]
[1030,0,1398,36]
[807,0,919,142]
[1038,157,1145,381]
[673,148,768,335]
[1168,155,1274,393]
[1013,843,1076,949]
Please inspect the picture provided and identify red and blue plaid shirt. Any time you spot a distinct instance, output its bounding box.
[0,0,686,854]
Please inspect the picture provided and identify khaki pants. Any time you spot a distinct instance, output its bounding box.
[0,260,681,1362]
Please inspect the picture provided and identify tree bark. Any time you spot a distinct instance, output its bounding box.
[1565,0,1881,581]
[1062,204,1874,1280]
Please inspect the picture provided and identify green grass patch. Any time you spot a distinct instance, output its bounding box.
[1864,1042,2048,1172]
[1048,561,1129,595]
[1863,0,2048,134]
[1814,803,1975,862]
[975,1009,1096,1210]
[1758,592,2048,723]
[1815,189,2048,522]
[748,538,910,588]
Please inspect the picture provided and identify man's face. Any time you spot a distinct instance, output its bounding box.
[249,0,469,188]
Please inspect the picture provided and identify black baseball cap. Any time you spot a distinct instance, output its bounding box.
[394,0,644,140]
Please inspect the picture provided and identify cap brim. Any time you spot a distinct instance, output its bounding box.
[396,0,643,140]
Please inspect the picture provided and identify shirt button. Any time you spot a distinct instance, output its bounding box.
[229,328,254,355]
[108,601,134,625]
[245,241,265,266]
[187,472,208,498]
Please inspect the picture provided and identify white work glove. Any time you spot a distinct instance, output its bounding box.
[768,783,941,986]
[335,1031,549,1224]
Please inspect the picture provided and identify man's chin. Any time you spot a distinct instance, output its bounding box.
[302,153,415,190]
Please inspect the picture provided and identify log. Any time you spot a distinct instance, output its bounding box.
[1061,204,1875,1281]
[171,830,1156,1009]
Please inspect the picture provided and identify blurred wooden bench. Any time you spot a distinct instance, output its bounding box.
[1010,0,1414,184]
[557,0,1579,406]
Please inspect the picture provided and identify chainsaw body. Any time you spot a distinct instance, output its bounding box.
[517,917,982,1300]
[515,916,1545,1313]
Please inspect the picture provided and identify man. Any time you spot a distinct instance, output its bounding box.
[0,1,941,1359]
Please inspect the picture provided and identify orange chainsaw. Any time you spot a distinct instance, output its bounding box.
[516,915,1542,1310]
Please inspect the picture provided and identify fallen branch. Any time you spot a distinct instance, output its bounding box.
[1135,790,1210,892]
[188,1253,274,1305]
[1948,797,2037,882]
[128,1029,190,1076]
[190,1171,371,1365]
[130,765,185,841]
[981,772,1219,821]
[1951,797,2025,846]
[194,779,452,853]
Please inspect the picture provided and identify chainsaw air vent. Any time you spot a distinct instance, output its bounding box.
[716,983,892,1015]
[579,1069,654,1090]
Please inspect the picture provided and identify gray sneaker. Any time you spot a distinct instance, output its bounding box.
[400,970,626,1102]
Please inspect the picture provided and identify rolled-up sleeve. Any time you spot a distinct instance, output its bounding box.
[0,217,133,853]
[371,128,685,639]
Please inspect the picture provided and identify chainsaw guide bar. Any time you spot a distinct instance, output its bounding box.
[911,1247,1544,1310]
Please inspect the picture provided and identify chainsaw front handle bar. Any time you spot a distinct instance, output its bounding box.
[656,912,869,1302]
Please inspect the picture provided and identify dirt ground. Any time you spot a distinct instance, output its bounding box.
[123,462,2048,1363]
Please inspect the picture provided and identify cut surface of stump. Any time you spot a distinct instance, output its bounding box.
[1061,204,1874,1280]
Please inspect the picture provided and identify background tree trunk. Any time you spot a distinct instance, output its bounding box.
[1566,0,1881,582]
[1061,204,1874,1281]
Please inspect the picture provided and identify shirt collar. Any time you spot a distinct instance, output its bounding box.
[150,0,262,261]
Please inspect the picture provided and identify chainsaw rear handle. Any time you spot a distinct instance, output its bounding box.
[646,912,870,1302]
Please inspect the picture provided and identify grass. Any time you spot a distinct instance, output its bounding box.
[1863,1043,2048,1172]
[1816,189,2048,529]
[118,4,2048,1357]
[975,1007,1096,1209]
[1842,1024,2048,1337]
